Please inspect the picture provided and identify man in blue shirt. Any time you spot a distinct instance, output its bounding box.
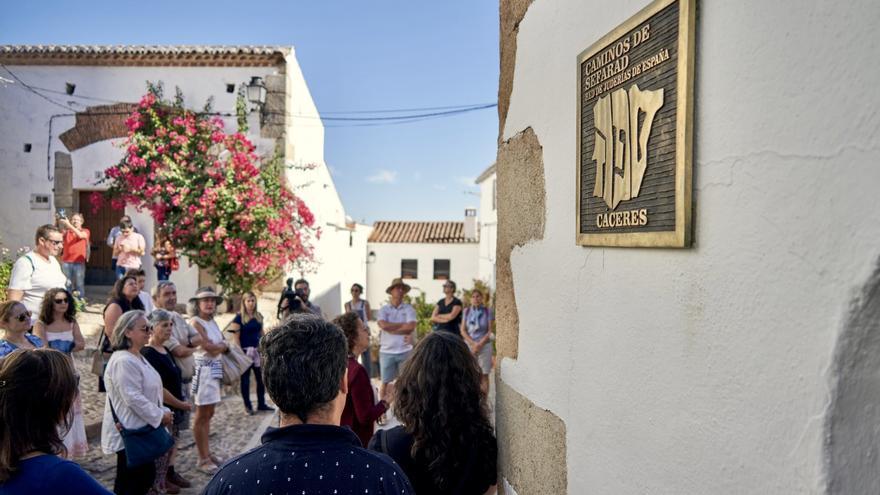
[203,314,413,495]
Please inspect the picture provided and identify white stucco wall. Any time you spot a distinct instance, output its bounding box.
[277,49,370,314]
[477,171,497,290]
[501,0,880,493]
[366,242,479,309]
[292,223,372,319]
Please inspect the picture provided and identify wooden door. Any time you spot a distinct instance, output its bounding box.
[79,191,120,285]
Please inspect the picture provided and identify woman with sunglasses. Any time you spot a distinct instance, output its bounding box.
[102,310,173,494]
[0,301,42,362]
[33,288,88,459]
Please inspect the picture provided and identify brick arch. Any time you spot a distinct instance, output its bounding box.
[58,102,136,151]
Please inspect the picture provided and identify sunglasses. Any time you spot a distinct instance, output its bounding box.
[54,298,69,304]
[13,311,32,322]
[44,239,63,246]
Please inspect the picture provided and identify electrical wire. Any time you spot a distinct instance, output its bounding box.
[1,65,78,112]
[1,65,495,127]
[276,103,497,122]
[321,102,497,115]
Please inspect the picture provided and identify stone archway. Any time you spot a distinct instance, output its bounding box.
[825,261,880,494]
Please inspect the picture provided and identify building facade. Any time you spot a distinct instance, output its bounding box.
[475,163,497,290]
[365,219,479,309]
[0,45,368,307]
[494,1,880,493]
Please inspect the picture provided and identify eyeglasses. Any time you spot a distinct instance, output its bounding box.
[54,298,69,304]
[13,311,31,322]
[44,239,63,246]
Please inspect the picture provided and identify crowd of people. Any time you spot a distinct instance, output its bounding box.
[0,220,499,495]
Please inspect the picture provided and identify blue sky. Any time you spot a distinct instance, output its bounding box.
[0,0,499,224]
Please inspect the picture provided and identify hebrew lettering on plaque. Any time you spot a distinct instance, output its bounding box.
[591,84,664,210]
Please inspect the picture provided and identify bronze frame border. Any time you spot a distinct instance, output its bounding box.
[575,0,695,248]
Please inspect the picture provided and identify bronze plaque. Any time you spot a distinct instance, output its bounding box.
[577,0,695,247]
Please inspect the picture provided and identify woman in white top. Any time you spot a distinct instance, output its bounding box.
[188,287,228,473]
[33,288,87,459]
[101,310,173,495]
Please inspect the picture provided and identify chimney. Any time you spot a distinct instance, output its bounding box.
[464,208,477,241]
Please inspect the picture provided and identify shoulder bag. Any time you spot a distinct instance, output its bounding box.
[221,344,253,386]
[108,398,174,467]
[90,331,108,377]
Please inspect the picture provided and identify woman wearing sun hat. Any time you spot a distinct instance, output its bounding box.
[187,287,228,474]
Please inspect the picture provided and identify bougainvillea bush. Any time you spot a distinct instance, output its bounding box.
[94,86,317,294]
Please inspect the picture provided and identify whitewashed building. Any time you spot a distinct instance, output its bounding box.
[365,215,479,309]
[475,163,497,290]
[0,45,367,309]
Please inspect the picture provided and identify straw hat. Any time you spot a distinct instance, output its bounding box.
[188,286,224,304]
[385,278,412,295]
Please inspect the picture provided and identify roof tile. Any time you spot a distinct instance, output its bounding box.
[368,221,476,243]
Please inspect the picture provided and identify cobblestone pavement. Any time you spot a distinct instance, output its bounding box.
[72,286,282,493]
[73,352,278,493]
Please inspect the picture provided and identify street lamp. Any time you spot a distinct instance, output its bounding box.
[246,77,267,107]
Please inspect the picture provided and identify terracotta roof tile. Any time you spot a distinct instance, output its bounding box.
[368,221,476,243]
[0,45,290,67]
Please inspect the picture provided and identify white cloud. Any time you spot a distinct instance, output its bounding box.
[366,169,398,184]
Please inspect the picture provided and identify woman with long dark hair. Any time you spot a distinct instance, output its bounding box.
[33,288,87,459]
[344,283,373,377]
[98,276,144,393]
[0,348,111,494]
[369,331,497,494]
[102,275,145,345]
[333,311,388,447]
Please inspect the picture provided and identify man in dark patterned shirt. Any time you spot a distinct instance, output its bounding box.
[203,314,413,495]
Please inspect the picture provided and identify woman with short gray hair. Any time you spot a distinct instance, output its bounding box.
[142,308,193,493]
[101,310,173,494]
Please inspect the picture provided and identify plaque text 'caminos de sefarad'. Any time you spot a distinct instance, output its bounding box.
[577,0,694,247]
